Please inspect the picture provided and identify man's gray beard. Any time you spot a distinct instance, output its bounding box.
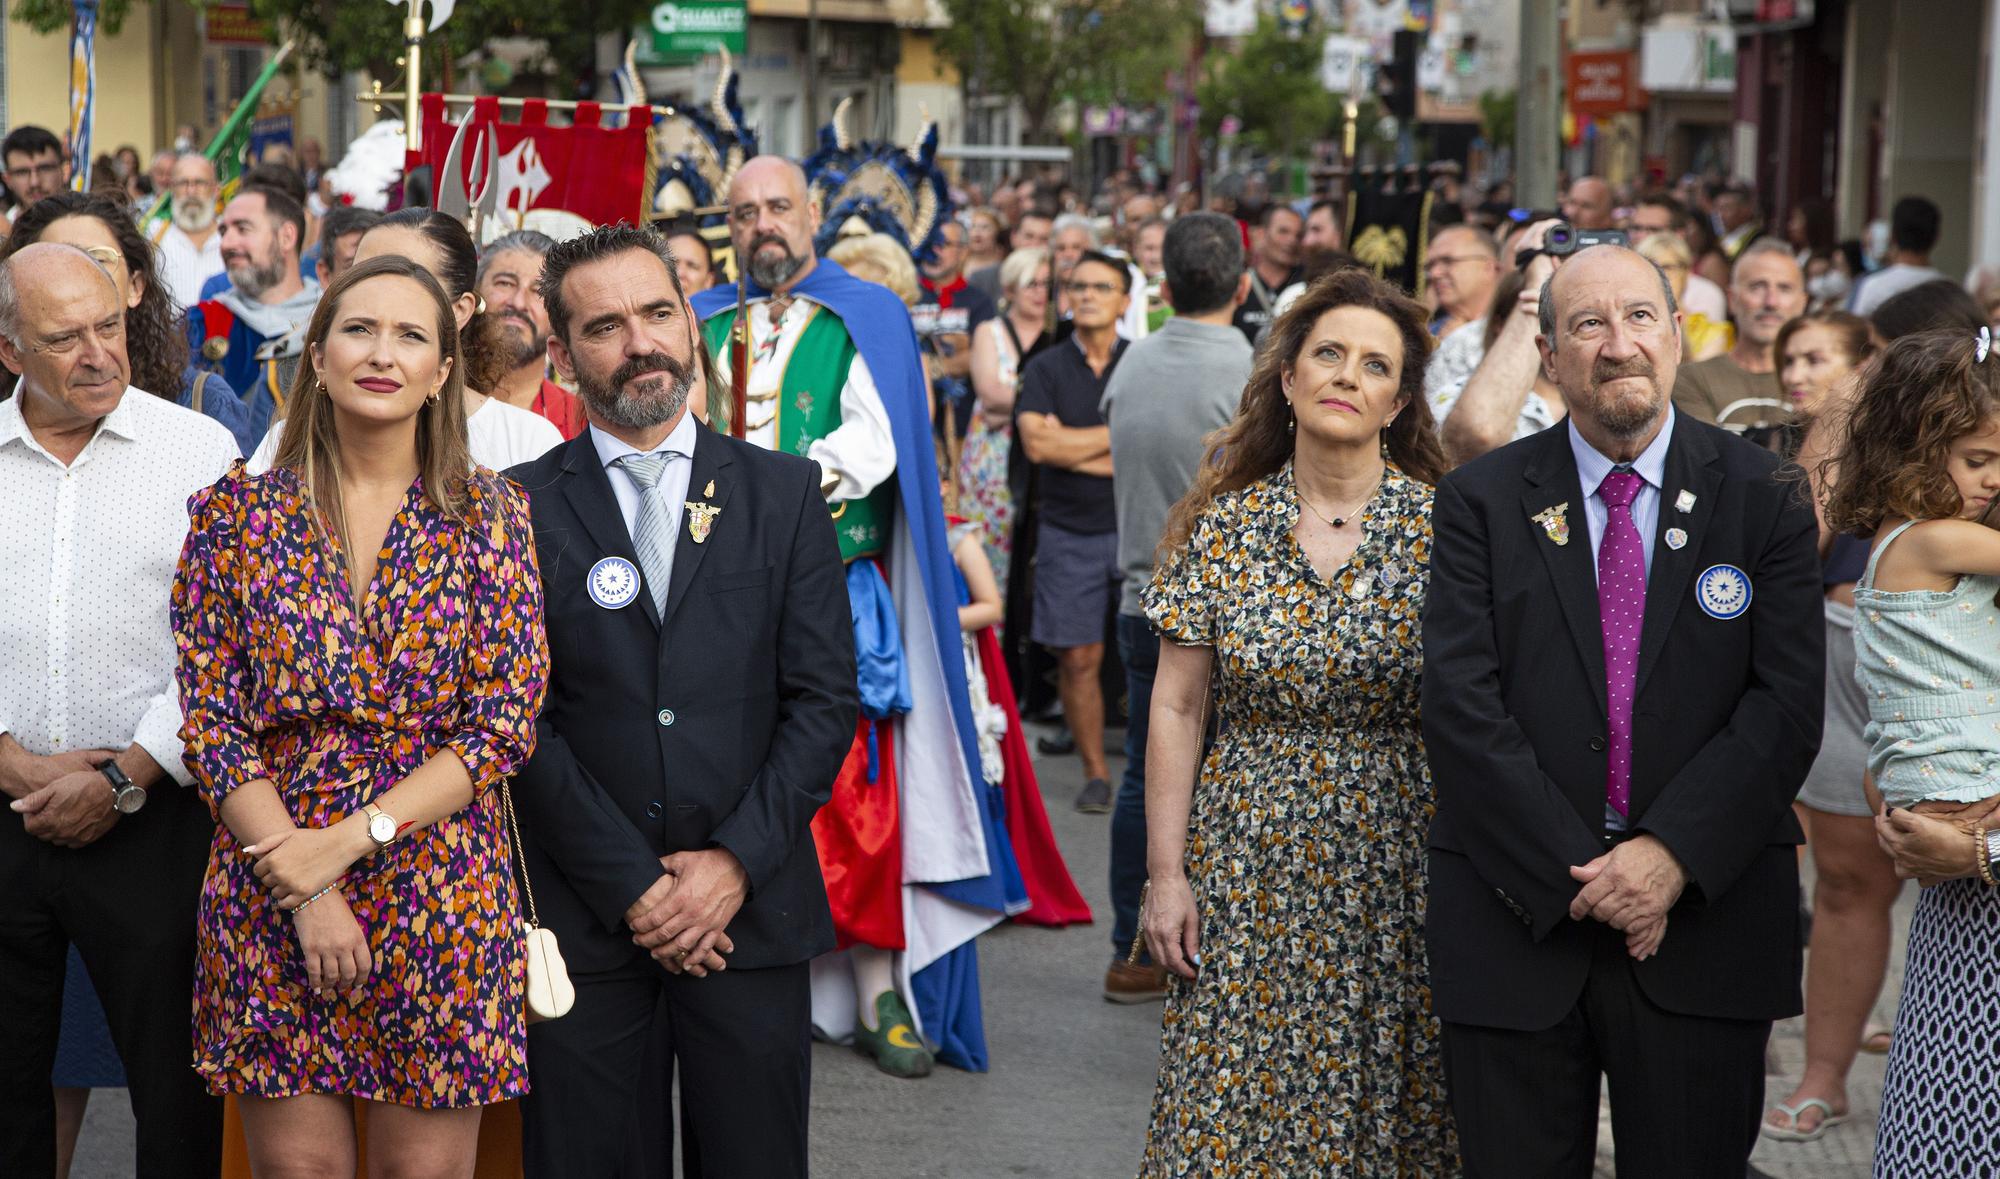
[503,319,550,369]
[578,367,693,430]
[1592,383,1668,439]
[171,197,215,234]
[748,243,809,290]
[229,254,287,299]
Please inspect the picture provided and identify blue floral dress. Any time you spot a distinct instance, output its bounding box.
[1138,463,1459,1176]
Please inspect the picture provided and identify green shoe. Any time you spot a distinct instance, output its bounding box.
[852,991,934,1079]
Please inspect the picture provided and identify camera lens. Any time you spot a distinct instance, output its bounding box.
[1548,225,1573,248]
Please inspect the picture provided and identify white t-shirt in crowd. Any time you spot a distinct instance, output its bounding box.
[1848,263,1946,318]
[247,396,563,475]
[1681,273,1728,323]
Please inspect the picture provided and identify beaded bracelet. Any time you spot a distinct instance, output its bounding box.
[291,884,338,916]
[1976,827,1995,887]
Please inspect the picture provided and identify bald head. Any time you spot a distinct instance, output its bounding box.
[726,155,820,292]
[1562,176,1616,230]
[0,242,118,345]
[0,241,131,428]
[1537,245,1682,447]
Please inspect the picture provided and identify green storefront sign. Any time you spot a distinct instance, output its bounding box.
[641,0,747,61]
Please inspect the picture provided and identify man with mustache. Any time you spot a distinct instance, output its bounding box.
[476,229,587,439]
[1670,240,1807,428]
[689,156,1020,1080]
[150,153,225,309]
[508,224,855,1178]
[183,185,319,438]
[1423,243,1822,1176]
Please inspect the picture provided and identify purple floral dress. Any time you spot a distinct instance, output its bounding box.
[171,462,549,1108]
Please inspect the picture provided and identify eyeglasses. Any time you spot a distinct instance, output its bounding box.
[169,177,216,192]
[1423,254,1489,270]
[78,245,127,272]
[1064,280,1120,296]
[4,161,63,184]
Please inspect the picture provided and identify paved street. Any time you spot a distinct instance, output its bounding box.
[72,727,1912,1177]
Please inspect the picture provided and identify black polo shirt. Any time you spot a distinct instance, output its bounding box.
[1016,334,1128,535]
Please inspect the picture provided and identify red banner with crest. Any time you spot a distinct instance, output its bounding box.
[415,93,650,229]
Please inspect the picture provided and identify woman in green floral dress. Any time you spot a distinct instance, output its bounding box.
[1139,268,1461,1176]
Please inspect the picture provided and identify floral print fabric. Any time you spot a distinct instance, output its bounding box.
[1139,462,1459,1176]
[172,462,549,1108]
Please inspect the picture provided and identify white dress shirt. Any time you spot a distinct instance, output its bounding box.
[712,295,896,501]
[591,409,699,574]
[154,222,225,311]
[0,389,239,782]
[246,396,563,475]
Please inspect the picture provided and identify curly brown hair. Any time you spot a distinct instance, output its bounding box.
[1,190,190,403]
[1157,268,1448,555]
[1822,326,2000,536]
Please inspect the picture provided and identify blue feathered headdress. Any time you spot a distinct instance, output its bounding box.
[640,48,759,227]
[804,99,952,265]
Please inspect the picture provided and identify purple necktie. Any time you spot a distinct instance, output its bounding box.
[1596,469,1646,817]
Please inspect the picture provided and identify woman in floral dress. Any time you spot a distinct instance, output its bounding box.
[1139,269,1460,1176]
[172,254,548,1172]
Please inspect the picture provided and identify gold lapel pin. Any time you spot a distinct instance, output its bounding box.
[685,501,720,544]
[1532,502,1571,547]
[703,479,715,499]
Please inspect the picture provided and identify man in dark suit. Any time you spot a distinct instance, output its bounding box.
[1421,243,1823,1178]
[508,224,857,1178]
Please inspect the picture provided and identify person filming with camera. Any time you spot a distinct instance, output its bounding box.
[1437,219,1612,466]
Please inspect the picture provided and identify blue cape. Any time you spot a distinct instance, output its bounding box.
[691,261,990,883]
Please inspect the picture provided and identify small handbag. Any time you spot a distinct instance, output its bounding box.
[1129,658,1215,966]
[500,780,575,1022]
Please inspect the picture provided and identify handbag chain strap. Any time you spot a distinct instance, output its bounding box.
[1127,654,1215,967]
[498,781,540,929]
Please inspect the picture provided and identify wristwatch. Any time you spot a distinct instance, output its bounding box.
[98,761,146,815]
[362,803,398,852]
[1985,829,2000,884]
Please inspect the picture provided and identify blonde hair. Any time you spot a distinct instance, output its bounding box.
[828,233,920,306]
[1636,231,1691,271]
[270,254,478,558]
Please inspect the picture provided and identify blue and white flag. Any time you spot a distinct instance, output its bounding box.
[67,0,98,192]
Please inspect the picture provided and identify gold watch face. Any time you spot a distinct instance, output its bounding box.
[368,813,397,845]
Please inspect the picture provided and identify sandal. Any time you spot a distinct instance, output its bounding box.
[1861,1023,1893,1054]
[1761,1097,1850,1142]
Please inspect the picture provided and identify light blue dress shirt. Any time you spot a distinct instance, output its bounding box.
[1567,407,1676,583]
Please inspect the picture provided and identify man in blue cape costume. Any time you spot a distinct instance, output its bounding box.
[690,155,1024,1075]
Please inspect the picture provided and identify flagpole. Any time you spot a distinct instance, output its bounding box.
[140,39,297,223]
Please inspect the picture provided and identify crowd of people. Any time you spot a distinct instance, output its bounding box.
[8,100,2000,1179]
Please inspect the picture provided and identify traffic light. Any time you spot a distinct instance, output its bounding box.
[1378,29,1422,121]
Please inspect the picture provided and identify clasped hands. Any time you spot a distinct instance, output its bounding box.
[244,817,379,995]
[1873,794,2000,885]
[2,744,125,849]
[1568,834,1687,961]
[625,848,748,979]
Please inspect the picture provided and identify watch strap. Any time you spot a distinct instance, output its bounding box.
[98,761,132,791]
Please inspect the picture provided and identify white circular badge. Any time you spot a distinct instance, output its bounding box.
[587,556,642,609]
[1695,563,1752,620]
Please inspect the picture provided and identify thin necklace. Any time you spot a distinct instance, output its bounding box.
[1298,470,1382,529]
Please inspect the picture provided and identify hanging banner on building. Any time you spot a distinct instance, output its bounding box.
[1205,0,1257,38]
[1566,51,1640,118]
[1319,35,1368,97]
[419,94,652,230]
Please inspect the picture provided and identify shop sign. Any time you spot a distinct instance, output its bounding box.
[1567,51,1639,118]
[647,0,746,60]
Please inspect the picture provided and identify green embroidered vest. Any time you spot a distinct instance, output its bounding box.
[701,303,894,563]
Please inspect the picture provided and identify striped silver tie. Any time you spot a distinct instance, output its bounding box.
[613,452,680,613]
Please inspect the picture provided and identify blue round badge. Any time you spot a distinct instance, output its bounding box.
[587,556,642,610]
[1695,563,1752,620]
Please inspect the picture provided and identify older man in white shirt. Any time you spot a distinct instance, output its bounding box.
[0,243,236,1177]
[152,153,226,310]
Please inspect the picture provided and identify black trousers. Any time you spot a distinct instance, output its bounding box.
[1441,925,1771,1179]
[523,961,811,1179]
[0,785,220,1179]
